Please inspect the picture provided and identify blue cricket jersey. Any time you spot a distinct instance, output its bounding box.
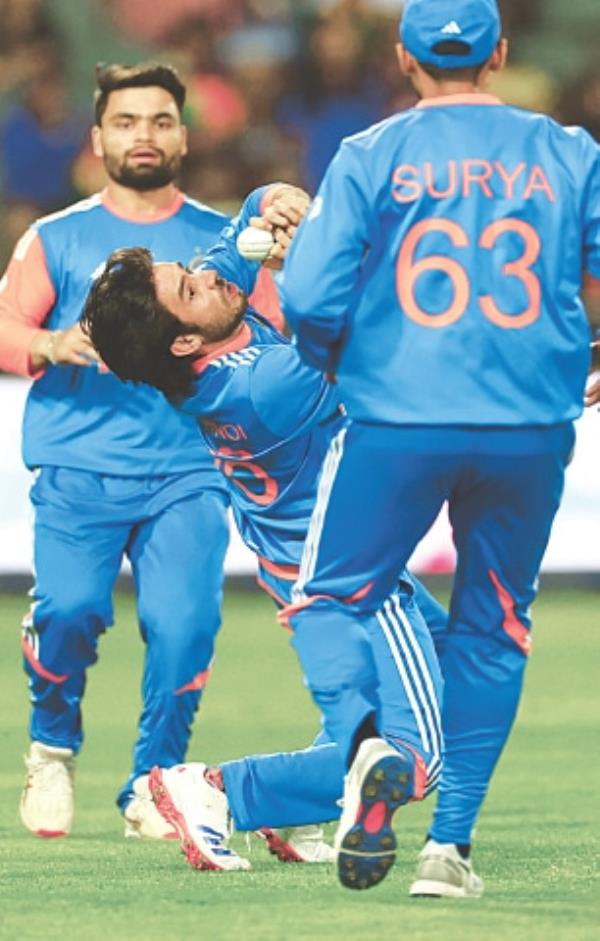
[179,313,342,570]
[21,191,229,476]
[281,94,600,426]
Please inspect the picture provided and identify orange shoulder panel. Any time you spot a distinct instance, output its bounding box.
[0,230,56,377]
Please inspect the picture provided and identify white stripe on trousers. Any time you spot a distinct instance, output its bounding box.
[293,424,348,601]
[388,592,443,762]
[376,594,443,782]
[292,422,442,792]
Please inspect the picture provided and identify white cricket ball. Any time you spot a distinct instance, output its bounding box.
[236,226,275,262]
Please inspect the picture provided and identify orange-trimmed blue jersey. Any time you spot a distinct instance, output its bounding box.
[281,94,600,426]
[0,191,228,476]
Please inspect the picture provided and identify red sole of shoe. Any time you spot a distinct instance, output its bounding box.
[259,828,304,863]
[148,766,220,871]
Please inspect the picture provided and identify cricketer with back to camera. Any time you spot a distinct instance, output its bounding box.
[280,0,599,897]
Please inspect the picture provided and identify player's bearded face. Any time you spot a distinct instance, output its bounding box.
[95,86,187,192]
[104,149,182,191]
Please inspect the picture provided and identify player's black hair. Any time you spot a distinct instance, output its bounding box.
[94,62,186,125]
[417,40,487,83]
[81,247,199,401]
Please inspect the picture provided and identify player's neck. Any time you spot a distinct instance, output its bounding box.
[201,322,248,357]
[412,59,495,102]
[417,77,488,100]
[103,179,182,217]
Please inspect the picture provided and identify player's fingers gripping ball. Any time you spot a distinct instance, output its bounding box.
[236,226,275,263]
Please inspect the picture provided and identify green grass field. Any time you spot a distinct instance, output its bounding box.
[0,585,598,941]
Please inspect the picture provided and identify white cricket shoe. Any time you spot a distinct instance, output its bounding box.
[149,763,251,871]
[257,825,336,863]
[409,839,484,898]
[123,774,178,839]
[335,737,415,890]
[20,741,75,838]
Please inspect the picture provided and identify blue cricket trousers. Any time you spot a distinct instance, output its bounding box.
[23,466,229,810]
[221,573,445,830]
[286,420,574,843]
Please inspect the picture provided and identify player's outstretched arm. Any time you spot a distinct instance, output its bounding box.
[200,184,284,290]
[190,182,308,333]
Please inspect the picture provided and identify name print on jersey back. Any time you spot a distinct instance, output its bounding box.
[391,159,555,203]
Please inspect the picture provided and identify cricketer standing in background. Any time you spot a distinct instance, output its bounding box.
[0,62,277,841]
[281,0,600,896]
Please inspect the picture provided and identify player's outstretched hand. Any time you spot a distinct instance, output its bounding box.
[584,342,600,407]
[30,322,104,370]
[253,185,311,270]
[265,185,311,228]
[584,373,600,407]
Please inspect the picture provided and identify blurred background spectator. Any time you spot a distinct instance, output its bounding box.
[277,12,387,191]
[0,50,89,247]
[0,0,60,100]
[0,0,598,268]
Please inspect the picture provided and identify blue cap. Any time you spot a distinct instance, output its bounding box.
[400,0,501,69]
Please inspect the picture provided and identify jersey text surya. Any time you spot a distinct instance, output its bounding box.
[391,160,556,204]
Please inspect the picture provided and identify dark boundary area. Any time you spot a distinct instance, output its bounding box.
[1,572,599,596]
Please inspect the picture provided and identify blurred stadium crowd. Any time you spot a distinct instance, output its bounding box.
[0,0,598,269]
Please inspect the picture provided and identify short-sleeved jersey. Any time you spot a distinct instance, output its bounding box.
[179,313,342,570]
[281,95,600,427]
[1,192,229,476]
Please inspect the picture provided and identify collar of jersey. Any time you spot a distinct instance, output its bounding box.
[416,93,503,109]
[101,187,185,223]
[192,322,253,375]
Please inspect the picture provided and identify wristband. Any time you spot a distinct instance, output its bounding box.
[47,330,63,366]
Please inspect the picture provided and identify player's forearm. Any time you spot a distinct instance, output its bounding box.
[200,187,272,292]
[287,318,345,374]
[280,158,366,369]
[0,320,50,378]
[0,229,59,376]
[281,254,349,371]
